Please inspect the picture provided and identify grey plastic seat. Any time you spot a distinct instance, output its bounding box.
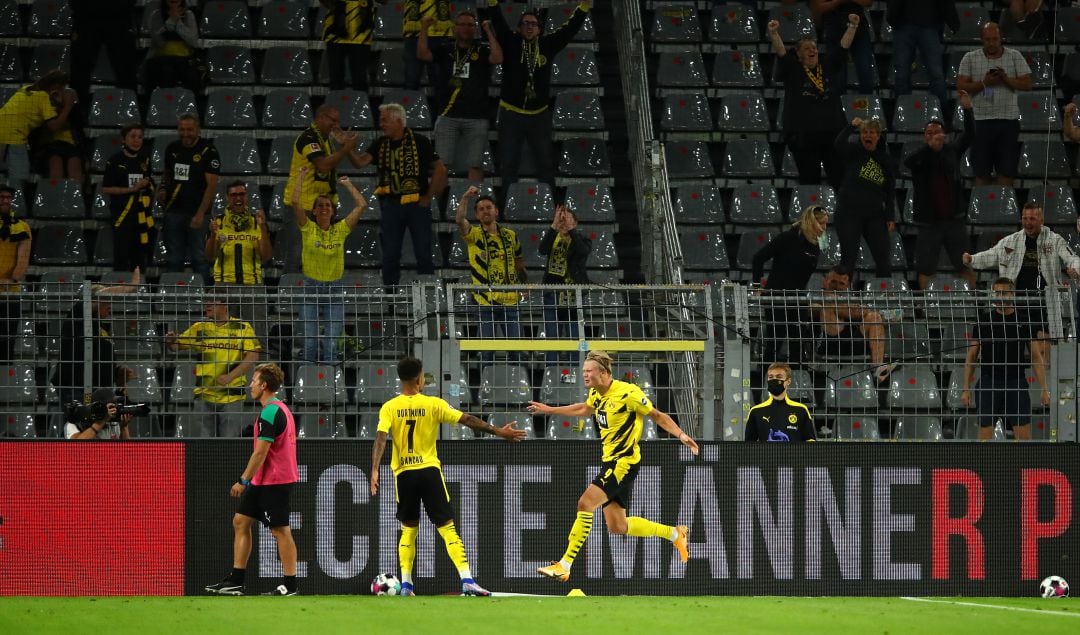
[1027,185,1076,225]
[1017,92,1061,131]
[660,92,712,132]
[373,0,405,40]
[123,363,163,404]
[563,182,616,223]
[716,92,769,132]
[735,229,777,270]
[678,224,729,269]
[1021,51,1054,88]
[28,43,68,77]
[87,88,140,128]
[711,48,763,87]
[546,414,596,439]
[258,0,310,38]
[28,0,71,37]
[553,91,604,131]
[729,184,781,224]
[293,364,348,405]
[200,0,251,38]
[381,89,431,129]
[650,4,702,43]
[261,46,312,85]
[893,415,944,440]
[324,90,374,129]
[1017,141,1070,179]
[582,226,618,268]
[664,140,714,179]
[504,182,555,223]
[478,364,532,406]
[786,369,817,408]
[551,47,599,86]
[841,94,886,125]
[558,138,611,176]
[1057,7,1080,44]
[267,133,297,174]
[212,134,262,174]
[789,184,836,217]
[110,318,159,360]
[722,139,774,178]
[32,178,85,219]
[824,365,878,409]
[891,94,942,134]
[262,88,312,129]
[32,225,87,265]
[0,0,20,37]
[0,43,22,82]
[673,185,724,223]
[374,48,408,86]
[343,226,382,268]
[655,49,707,88]
[834,415,880,440]
[207,46,256,84]
[709,3,758,42]
[967,185,1017,224]
[205,88,257,128]
[945,4,989,42]
[767,4,814,41]
[540,365,586,409]
[146,87,199,128]
[923,274,977,318]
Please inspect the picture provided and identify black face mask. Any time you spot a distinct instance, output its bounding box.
[767,379,786,397]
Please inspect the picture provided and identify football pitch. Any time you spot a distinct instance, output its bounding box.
[0,596,1076,634]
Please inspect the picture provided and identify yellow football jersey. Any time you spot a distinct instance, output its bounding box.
[586,379,653,464]
[378,393,463,475]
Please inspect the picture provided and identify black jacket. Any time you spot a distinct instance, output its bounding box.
[834,126,897,221]
[751,226,820,289]
[539,228,591,284]
[904,108,974,223]
[886,0,959,33]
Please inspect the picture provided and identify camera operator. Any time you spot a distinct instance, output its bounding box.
[64,388,132,440]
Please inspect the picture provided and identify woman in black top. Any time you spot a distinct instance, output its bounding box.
[834,118,896,278]
[752,206,830,362]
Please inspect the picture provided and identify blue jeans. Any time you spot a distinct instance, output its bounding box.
[825,24,875,95]
[497,107,555,189]
[478,304,521,363]
[298,278,345,363]
[892,24,947,108]
[379,197,434,287]
[543,291,579,364]
[163,212,211,283]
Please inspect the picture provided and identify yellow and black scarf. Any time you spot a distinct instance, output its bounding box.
[803,63,824,94]
[375,128,422,204]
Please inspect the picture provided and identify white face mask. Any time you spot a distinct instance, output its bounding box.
[817,232,829,251]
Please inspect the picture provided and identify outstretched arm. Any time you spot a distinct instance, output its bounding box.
[459,413,528,441]
[649,407,699,455]
[527,400,592,417]
[338,176,369,229]
[291,167,310,227]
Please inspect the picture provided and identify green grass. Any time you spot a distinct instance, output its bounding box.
[0,596,1077,634]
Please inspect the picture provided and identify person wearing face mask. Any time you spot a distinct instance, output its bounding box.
[834,117,896,278]
[767,15,853,188]
[751,205,830,362]
[745,362,816,442]
[905,90,977,290]
[100,123,156,273]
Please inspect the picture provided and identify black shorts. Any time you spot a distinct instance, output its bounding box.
[592,460,640,509]
[914,220,970,276]
[976,374,1031,428]
[817,325,866,358]
[237,483,293,528]
[970,118,1020,179]
[395,466,455,526]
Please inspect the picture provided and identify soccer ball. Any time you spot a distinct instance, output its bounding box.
[1040,575,1070,598]
[371,573,402,596]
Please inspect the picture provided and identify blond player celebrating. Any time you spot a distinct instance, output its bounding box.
[527,350,700,582]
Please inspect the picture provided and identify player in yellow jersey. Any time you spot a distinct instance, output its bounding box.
[370,356,527,596]
[527,350,700,582]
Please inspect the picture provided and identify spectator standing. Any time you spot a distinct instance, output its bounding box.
[418,11,503,184]
[68,0,138,105]
[352,103,447,289]
[205,181,272,335]
[160,114,219,282]
[486,0,591,190]
[166,293,262,437]
[539,203,591,365]
[751,205,829,361]
[905,90,977,290]
[834,117,896,277]
[810,0,875,95]
[144,0,204,94]
[767,18,850,187]
[744,362,816,442]
[403,0,454,91]
[101,124,156,273]
[290,170,368,363]
[455,186,526,364]
[29,86,86,181]
[0,71,76,186]
[0,186,30,361]
[956,23,1032,187]
[319,0,376,92]
[1006,0,1047,40]
[887,0,958,109]
[960,278,1046,440]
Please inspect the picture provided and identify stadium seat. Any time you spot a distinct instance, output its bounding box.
[673,184,724,223]
[261,46,313,85]
[207,46,256,84]
[478,364,533,406]
[715,92,769,133]
[664,140,714,179]
[87,88,140,128]
[91,230,113,266]
[558,138,611,176]
[789,184,836,217]
[884,322,931,364]
[0,0,20,37]
[563,182,616,223]
[10,318,36,360]
[146,87,199,128]
[551,47,599,86]
[205,88,257,128]
[893,415,944,440]
[923,274,977,319]
[200,1,251,38]
[32,178,85,219]
[28,43,68,77]
[0,43,22,82]
[1057,7,1080,44]
[891,95,942,134]
[324,90,374,129]
[841,94,885,124]
[833,415,880,440]
[28,0,71,37]
[728,184,781,224]
[678,224,729,269]
[374,47,409,86]
[539,365,585,408]
[343,226,381,268]
[262,88,312,129]
[582,227,618,268]
[111,318,160,360]
[735,229,776,270]
[967,185,1017,224]
[504,182,554,223]
[824,365,878,409]
[546,414,596,439]
[266,134,297,175]
[373,0,405,40]
[1021,51,1054,88]
[650,4,702,43]
[709,4,759,43]
[654,49,708,88]
[937,325,975,369]
[123,363,163,405]
[293,364,347,405]
[170,362,215,438]
[659,92,713,132]
[1027,185,1077,225]
[945,4,989,42]
[212,134,262,174]
[1017,141,1071,179]
[0,363,37,438]
[553,91,604,131]
[258,0,310,38]
[710,48,763,87]
[1017,92,1060,131]
[381,89,432,129]
[816,227,842,269]
[721,139,774,178]
[767,4,814,42]
[552,2,595,42]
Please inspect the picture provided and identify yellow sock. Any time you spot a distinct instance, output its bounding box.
[436,522,472,579]
[561,511,594,566]
[626,517,675,540]
[398,525,418,584]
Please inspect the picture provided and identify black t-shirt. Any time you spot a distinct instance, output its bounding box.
[430,40,493,119]
[778,52,843,132]
[1014,235,1046,290]
[973,309,1034,377]
[103,148,153,218]
[163,138,220,215]
[364,131,438,196]
[751,226,820,289]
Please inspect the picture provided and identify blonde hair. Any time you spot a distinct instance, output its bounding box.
[584,350,613,376]
[796,205,829,242]
[767,362,792,381]
[858,118,885,134]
